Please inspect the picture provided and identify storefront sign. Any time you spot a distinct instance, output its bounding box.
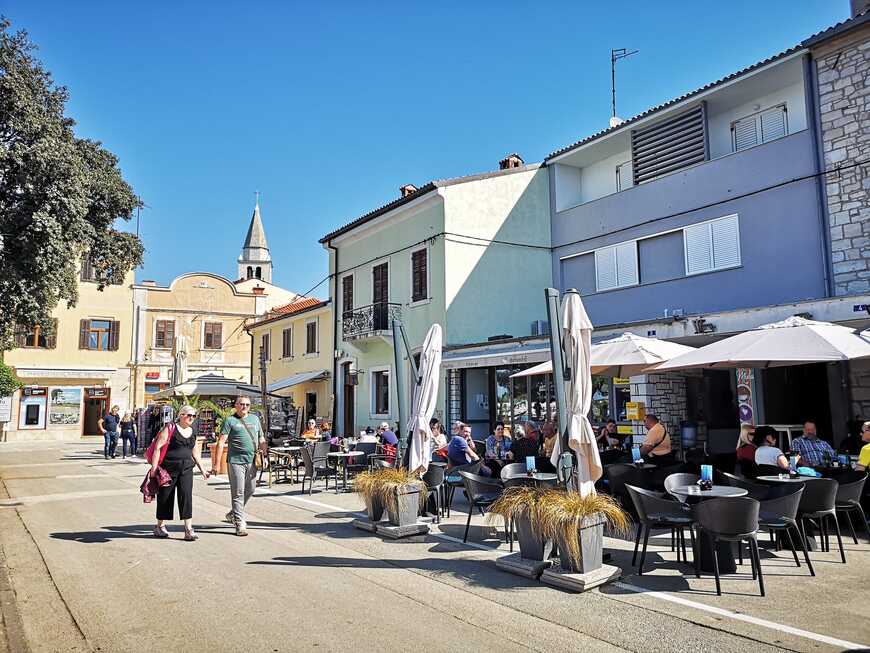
[626,401,646,421]
[617,425,633,435]
[86,387,109,399]
[145,372,160,380]
[49,387,82,425]
[15,368,114,379]
[23,387,47,396]
[0,397,11,423]
[736,368,756,425]
[613,377,630,385]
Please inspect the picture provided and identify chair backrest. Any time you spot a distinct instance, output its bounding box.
[600,449,627,466]
[834,472,866,503]
[312,441,331,461]
[663,473,699,497]
[459,470,501,501]
[473,439,487,459]
[738,458,760,479]
[500,463,527,480]
[759,484,803,521]
[447,461,481,478]
[695,496,760,536]
[624,484,662,523]
[372,458,393,470]
[300,446,315,475]
[421,463,445,489]
[797,478,838,513]
[757,464,784,477]
[721,472,770,500]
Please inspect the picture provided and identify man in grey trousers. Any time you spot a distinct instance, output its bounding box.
[211,395,267,536]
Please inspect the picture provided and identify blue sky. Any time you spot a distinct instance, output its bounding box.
[6,1,847,298]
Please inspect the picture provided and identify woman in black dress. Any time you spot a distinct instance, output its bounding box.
[149,405,210,540]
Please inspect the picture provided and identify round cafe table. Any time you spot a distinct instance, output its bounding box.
[504,472,558,487]
[670,485,748,574]
[756,474,823,483]
[327,451,364,493]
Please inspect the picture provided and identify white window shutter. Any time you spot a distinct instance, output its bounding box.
[732,116,758,152]
[616,242,638,286]
[595,247,617,291]
[616,161,633,192]
[760,106,787,143]
[684,223,713,274]
[711,215,741,269]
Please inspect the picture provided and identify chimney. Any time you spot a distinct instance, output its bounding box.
[498,153,524,170]
[852,0,870,17]
[252,286,265,295]
[399,184,417,198]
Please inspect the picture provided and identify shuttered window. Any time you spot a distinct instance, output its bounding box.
[341,275,354,316]
[616,161,633,192]
[631,104,708,185]
[731,104,788,152]
[282,327,293,358]
[411,249,427,302]
[594,242,639,291]
[15,320,57,349]
[154,320,175,349]
[261,333,270,361]
[684,215,741,275]
[203,322,222,350]
[79,319,119,351]
[306,321,317,354]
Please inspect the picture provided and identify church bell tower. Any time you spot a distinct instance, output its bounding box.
[238,194,272,283]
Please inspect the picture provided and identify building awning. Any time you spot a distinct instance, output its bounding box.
[441,342,550,370]
[267,370,330,393]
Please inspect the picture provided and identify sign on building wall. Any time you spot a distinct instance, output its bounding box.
[0,397,11,423]
[49,387,83,425]
[736,368,756,425]
[626,401,646,421]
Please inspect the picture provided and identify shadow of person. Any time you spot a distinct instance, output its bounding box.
[51,524,166,544]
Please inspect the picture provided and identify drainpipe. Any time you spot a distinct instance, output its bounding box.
[804,53,834,297]
[327,240,340,435]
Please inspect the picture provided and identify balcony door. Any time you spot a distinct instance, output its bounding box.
[373,262,389,330]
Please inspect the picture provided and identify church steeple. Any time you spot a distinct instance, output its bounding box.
[238,193,272,283]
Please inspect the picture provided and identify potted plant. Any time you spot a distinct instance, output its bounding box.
[489,486,552,561]
[538,490,630,575]
[374,468,427,528]
[354,469,390,522]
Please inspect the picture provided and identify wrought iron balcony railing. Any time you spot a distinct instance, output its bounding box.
[342,302,402,340]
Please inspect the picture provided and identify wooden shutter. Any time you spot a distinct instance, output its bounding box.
[760,106,787,143]
[282,328,292,358]
[411,250,427,302]
[306,322,317,354]
[684,223,713,275]
[342,276,353,315]
[45,319,58,349]
[165,321,175,350]
[373,263,388,304]
[14,325,26,348]
[109,321,120,351]
[631,104,707,185]
[732,116,758,152]
[711,216,741,269]
[79,319,90,349]
[212,322,222,349]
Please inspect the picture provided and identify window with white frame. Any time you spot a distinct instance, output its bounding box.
[731,104,788,152]
[371,368,390,416]
[594,242,639,291]
[616,161,634,192]
[305,320,317,355]
[282,327,292,358]
[684,215,741,275]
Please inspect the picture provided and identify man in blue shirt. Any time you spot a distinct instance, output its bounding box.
[448,424,482,468]
[791,421,837,467]
[99,405,121,459]
[378,422,398,446]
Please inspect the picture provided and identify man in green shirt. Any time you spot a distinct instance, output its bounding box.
[212,395,266,536]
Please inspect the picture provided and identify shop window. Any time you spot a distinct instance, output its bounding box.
[591,376,611,422]
[203,321,222,350]
[154,320,175,349]
[15,320,57,349]
[372,369,390,416]
[79,319,119,351]
[614,379,631,421]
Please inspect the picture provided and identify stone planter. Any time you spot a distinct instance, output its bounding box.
[385,484,423,527]
[515,511,552,562]
[555,516,605,575]
[365,494,385,522]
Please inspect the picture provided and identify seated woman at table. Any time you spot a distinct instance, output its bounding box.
[301,419,320,441]
[855,421,870,472]
[753,426,792,470]
[485,421,513,475]
[735,424,757,465]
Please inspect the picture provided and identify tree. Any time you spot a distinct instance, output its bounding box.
[0,361,21,397]
[0,17,144,352]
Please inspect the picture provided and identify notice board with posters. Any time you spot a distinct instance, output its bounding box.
[0,396,11,423]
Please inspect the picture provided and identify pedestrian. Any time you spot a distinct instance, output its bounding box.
[120,411,137,458]
[211,395,267,536]
[99,405,121,459]
[150,405,210,540]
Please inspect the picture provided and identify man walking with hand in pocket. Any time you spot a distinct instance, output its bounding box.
[212,395,267,536]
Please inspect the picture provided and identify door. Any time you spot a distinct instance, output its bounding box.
[305,392,317,423]
[83,387,110,436]
[372,262,389,330]
[342,363,355,437]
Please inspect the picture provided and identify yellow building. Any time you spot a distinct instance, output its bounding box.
[3,261,135,441]
[248,298,333,426]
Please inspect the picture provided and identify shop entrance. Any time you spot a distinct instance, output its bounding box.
[762,363,833,439]
[83,387,111,436]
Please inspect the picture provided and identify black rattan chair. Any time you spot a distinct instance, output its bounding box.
[834,471,868,544]
[604,464,652,519]
[421,464,446,523]
[663,473,700,501]
[758,484,813,576]
[445,461,482,517]
[300,446,337,494]
[721,472,770,500]
[626,485,695,575]
[797,478,846,563]
[693,496,765,596]
[458,471,504,543]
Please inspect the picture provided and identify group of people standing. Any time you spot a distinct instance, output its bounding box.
[98,406,139,460]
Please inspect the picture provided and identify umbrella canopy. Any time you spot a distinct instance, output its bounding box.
[549,292,601,496]
[511,333,696,378]
[154,373,271,400]
[171,334,189,387]
[651,316,870,372]
[407,324,443,475]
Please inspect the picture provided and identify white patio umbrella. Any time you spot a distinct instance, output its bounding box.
[511,333,696,378]
[407,324,443,476]
[549,292,601,496]
[171,334,189,386]
[651,316,870,372]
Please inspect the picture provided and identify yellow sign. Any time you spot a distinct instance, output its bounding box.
[617,425,633,435]
[626,401,645,420]
[613,377,630,385]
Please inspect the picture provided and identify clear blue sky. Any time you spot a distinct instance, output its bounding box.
[6,1,847,298]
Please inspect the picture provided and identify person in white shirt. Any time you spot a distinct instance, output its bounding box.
[753,426,791,470]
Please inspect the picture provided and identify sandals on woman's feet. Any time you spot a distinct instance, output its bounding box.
[184,529,198,541]
[153,525,169,538]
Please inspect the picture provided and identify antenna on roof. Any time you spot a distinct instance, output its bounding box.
[611,48,639,122]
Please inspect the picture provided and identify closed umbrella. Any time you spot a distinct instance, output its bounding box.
[550,292,601,496]
[171,334,189,386]
[407,324,443,476]
[651,316,870,371]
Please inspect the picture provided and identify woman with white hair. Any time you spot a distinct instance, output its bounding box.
[149,405,210,541]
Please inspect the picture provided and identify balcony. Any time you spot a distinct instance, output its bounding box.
[342,303,402,342]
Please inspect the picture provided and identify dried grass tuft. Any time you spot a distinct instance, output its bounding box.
[354,468,427,511]
[487,486,548,530]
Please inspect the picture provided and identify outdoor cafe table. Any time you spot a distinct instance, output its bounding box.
[669,484,748,574]
[327,451,364,493]
[504,472,558,487]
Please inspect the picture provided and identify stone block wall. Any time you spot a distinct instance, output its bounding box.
[815,25,870,294]
[629,373,689,452]
[849,358,870,418]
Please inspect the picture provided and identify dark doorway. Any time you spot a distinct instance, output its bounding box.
[342,363,355,437]
[762,363,833,438]
[305,392,317,423]
[83,387,110,436]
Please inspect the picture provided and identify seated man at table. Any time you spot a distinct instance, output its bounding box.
[753,426,791,470]
[791,421,837,467]
[640,414,674,464]
[377,422,398,447]
[447,424,491,475]
[855,421,870,472]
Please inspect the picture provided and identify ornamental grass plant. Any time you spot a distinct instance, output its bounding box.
[354,468,427,513]
[487,486,549,529]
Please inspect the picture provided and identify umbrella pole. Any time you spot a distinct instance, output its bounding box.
[392,320,410,464]
[544,288,573,488]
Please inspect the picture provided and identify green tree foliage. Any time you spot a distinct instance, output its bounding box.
[0,361,21,397]
[0,18,144,351]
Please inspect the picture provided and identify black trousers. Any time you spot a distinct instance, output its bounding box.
[156,459,193,521]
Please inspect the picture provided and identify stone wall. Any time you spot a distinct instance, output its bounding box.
[629,373,689,452]
[815,25,870,294]
[849,358,870,418]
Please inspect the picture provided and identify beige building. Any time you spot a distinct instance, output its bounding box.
[3,262,135,441]
[248,298,333,426]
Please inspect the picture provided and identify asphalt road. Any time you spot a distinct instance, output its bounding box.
[0,440,868,653]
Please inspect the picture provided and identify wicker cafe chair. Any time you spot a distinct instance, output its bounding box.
[625,485,695,575]
[458,471,504,543]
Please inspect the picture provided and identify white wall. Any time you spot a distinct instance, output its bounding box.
[554,163,582,212]
[580,149,631,204]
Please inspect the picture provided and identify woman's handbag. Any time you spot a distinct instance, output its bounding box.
[145,423,176,466]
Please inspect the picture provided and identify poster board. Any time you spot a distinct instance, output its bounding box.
[49,387,82,425]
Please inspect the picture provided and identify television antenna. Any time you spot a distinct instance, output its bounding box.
[611,48,639,119]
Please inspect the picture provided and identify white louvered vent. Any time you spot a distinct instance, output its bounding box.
[732,104,788,152]
[616,242,639,287]
[711,215,741,269]
[732,117,758,152]
[684,223,714,275]
[595,247,617,291]
[595,242,638,291]
[684,215,741,275]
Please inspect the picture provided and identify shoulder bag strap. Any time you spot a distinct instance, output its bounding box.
[238,416,260,450]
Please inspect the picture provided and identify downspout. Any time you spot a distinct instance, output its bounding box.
[327,239,340,435]
[804,52,834,297]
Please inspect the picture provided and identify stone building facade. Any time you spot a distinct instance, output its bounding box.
[629,373,689,453]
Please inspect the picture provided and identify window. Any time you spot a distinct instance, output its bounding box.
[594,242,639,291]
[79,319,119,351]
[282,327,293,358]
[616,161,634,192]
[15,320,57,349]
[203,322,222,350]
[731,104,788,152]
[342,275,354,316]
[411,249,428,303]
[684,215,741,275]
[80,256,122,284]
[305,320,317,355]
[261,333,271,361]
[372,369,390,416]
[154,320,175,349]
